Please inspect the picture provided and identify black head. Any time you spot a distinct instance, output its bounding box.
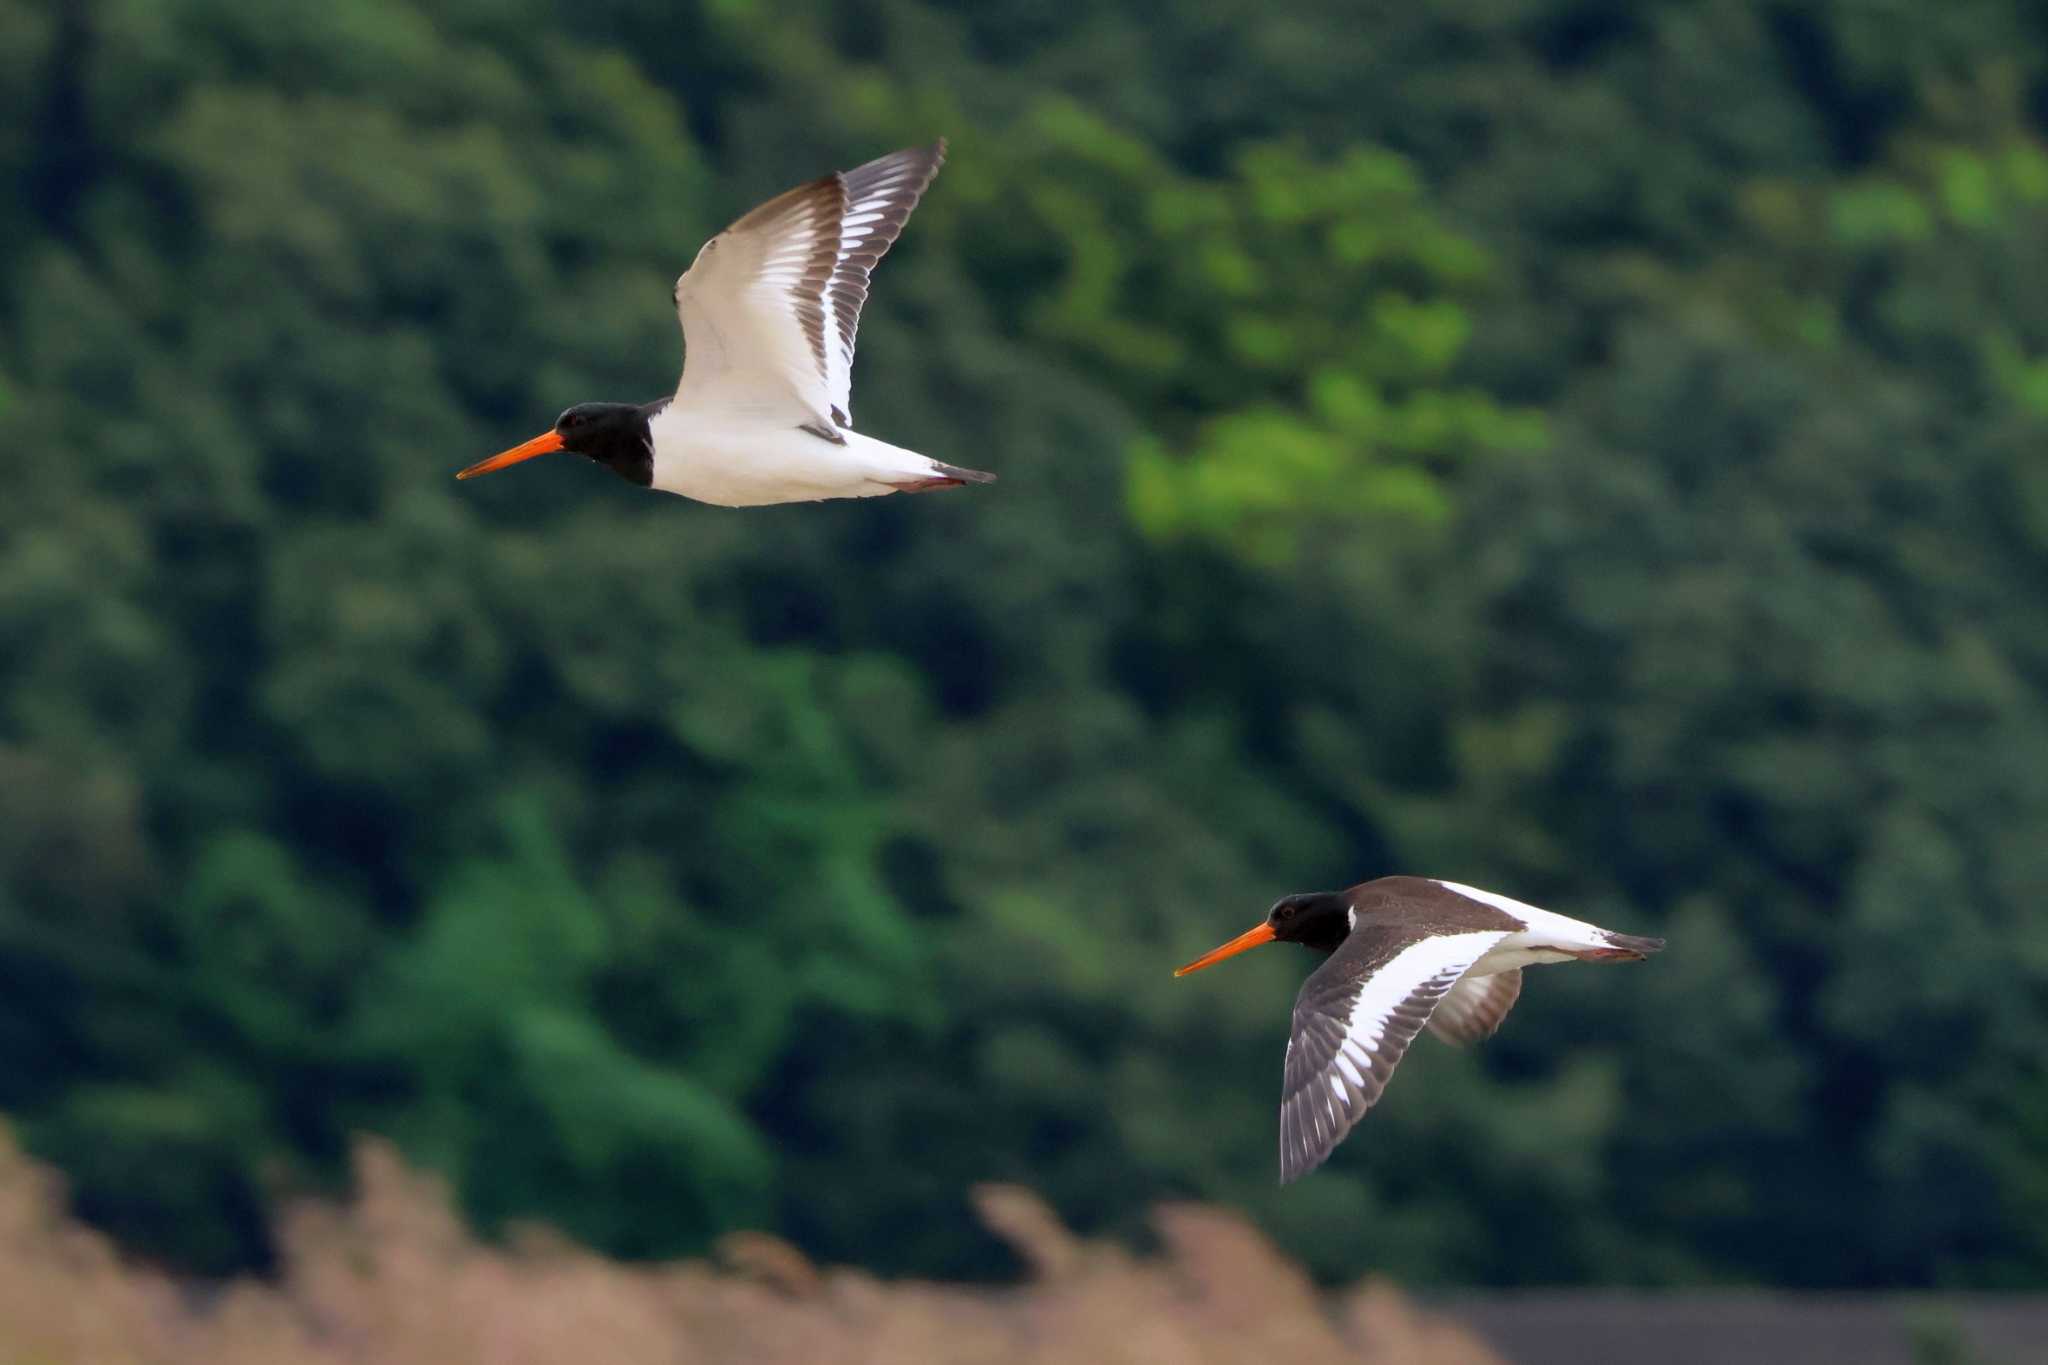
[456,400,658,487]
[1174,889,1353,977]
[1265,891,1352,953]
[553,402,654,486]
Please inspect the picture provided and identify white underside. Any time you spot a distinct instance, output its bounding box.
[648,406,944,506]
[1432,880,1616,976]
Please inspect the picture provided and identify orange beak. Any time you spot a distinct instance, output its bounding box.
[1174,921,1278,977]
[456,430,564,481]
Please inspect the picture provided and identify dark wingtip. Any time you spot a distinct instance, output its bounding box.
[1604,932,1666,957]
[932,461,996,484]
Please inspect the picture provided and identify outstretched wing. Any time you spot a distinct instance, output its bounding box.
[819,143,945,426]
[673,142,946,433]
[1279,928,1508,1183]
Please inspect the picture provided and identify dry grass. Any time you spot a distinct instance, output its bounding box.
[0,1125,1505,1364]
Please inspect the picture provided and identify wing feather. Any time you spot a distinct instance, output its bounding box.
[1427,967,1523,1046]
[821,141,946,425]
[672,143,945,432]
[1279,929,1508,1183]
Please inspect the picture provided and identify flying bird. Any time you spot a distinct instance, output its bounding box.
[1175,877,1664,1183]
[457,141,994,503]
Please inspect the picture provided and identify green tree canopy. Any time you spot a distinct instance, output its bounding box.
[2,0,2046,1290]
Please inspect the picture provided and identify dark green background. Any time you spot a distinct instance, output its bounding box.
[3,0,2045,1290]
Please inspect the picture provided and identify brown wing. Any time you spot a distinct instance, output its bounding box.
[1279,926,1510,1183]
[1426,968,1523,1046]
[821,141,946,426]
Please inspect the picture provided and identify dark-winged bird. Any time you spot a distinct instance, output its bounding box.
[1176,877,1664,1182]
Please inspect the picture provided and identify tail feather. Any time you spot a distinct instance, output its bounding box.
[890,460,996,493]
[1599,932,1665,960]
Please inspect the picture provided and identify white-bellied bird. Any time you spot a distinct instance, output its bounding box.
[458,141,994,504]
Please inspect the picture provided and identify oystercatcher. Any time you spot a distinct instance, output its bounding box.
[1175,877,1664,1182]
[457,141,994,503]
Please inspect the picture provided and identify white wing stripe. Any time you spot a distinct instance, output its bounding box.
[1342,931,1503,1054]
[1279,929,1508,1183]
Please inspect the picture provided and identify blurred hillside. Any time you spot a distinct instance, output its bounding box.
[0,1125,1503,1365]
[2,0,2046,1291]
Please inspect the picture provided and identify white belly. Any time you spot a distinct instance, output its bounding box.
[648,410,935,507]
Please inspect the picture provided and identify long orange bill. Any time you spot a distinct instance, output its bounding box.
[1174,921,1278,977]
[456,430,564,480]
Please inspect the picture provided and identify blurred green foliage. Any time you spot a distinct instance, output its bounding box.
[2,0,2047,1291]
